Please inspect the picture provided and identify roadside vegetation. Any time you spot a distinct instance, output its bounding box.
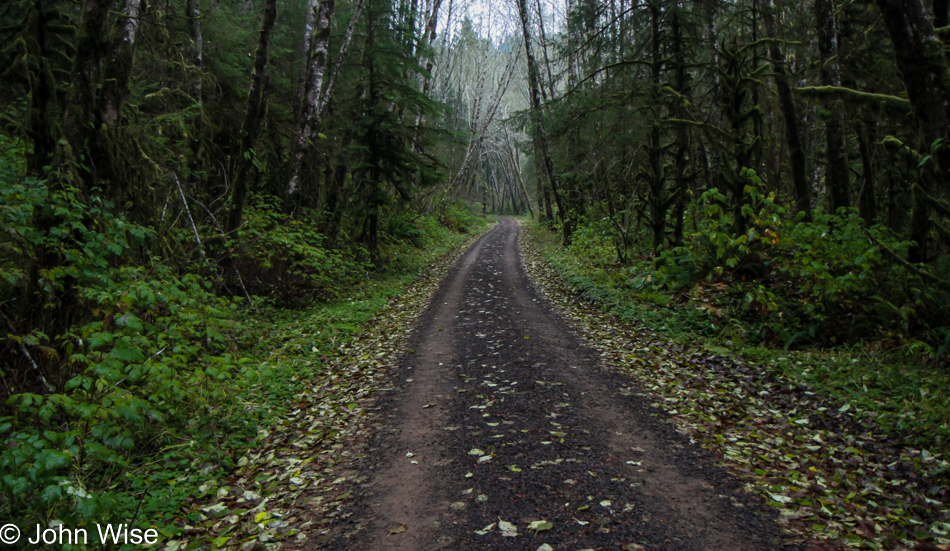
[528,217,949,450]
[524,222,950,549]
[0,132,488,545]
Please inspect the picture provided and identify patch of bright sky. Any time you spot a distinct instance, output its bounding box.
[435,0,566,45]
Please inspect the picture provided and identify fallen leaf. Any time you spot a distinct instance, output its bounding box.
[498,519,518,537]
[527,520,553,531]
[474,522,496,535]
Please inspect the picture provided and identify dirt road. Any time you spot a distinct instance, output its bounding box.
[325,218,787,550]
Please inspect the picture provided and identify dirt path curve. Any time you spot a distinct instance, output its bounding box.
[325,218,788,550]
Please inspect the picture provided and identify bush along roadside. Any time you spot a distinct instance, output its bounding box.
[521,223,950,551]
[0,164,491,549]
[163,222,492,551]
[0,176,252,547]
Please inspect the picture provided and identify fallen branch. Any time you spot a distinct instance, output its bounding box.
[863,227,950,286]
[172,172,210,267]
[0,307,53,393]
[192,199,255,309]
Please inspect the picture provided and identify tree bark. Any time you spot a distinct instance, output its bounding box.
[186,0,204,173]
[505,125,535,218]
[318,0,366,120]
[815,0,850,213]
[670,9,690,249]
[100,0,141,127]
[412,0,444,130]
[65,0,115,184]
[517,0,570,242]
[874,0,950,262]
[186,0,202,100]
[23,1,64,174]
[533,0,556,101]
[857,118,878,225]
[647,1,665,253]
[286,0,336,209]
[762,0,812,219]
[295,0,320,122]
[227,0,277,233]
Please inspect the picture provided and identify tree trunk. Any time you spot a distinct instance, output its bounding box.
[414,0,444,128]
[295,0,320,122]
[534,0,556,101]
[874,0,950,262]
[187,0,202,99]
[517,0,570,242]
[670,9,690,249]
[318,0,366,121]
[857,118,878,225]
[100,0,140,127]
[66,0,115,184]
[815,0,851,213]
[227,0,277,233]
[321,162,347,247]
[505,125,535,218]
[539,170,554,222]
[186,0,204,173]
[24,1,62,174]
[647,1,665,253]
[286,0,336,210]
[762,0,812,219]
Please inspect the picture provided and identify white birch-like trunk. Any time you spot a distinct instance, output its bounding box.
[287,0,367,206]
[102,0,141,125]
[287,0,335,203]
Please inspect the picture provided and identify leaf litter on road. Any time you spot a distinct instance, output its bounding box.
[165,232,487,551]
[521,228,950,550]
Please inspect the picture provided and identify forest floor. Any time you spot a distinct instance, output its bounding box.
[177,218,948,551]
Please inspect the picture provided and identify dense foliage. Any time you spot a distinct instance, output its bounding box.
[0,0,485,541]
[499,0,950,359]
[3,0,950,544]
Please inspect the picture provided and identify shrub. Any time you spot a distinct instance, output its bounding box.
[646,170,941,347]
[565,169,948,351]
[231,196,369,305]
[1,160,245,537]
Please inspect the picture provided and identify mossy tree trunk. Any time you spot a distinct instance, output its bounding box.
[227,0,277,234]
[65,0,114,185]
[815,0,851,213]
[874,0,950,262]
[762,0,811,220]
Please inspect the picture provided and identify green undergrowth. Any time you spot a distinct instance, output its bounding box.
[171,219,492,550]
[0,143,489,549]
[528,222,950,449]
[156,221,484,539]
[234,222,486,430]
[161,215,489,541]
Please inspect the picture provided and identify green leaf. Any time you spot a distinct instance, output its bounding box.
[527,520,552,531]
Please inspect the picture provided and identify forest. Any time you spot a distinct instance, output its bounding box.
[1,0,949,547]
